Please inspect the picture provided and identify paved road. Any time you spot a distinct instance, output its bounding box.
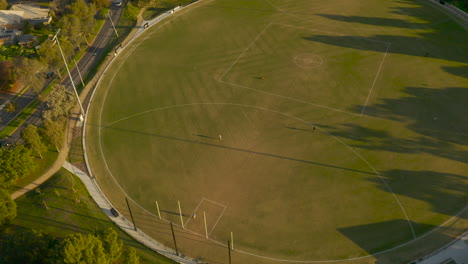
[0,5,123,142]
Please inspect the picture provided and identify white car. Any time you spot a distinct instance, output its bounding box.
[115,0,122,7]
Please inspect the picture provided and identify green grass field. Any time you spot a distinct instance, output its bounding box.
[0,169,176,264]
[86,0,468,263]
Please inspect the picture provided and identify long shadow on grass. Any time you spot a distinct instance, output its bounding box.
[307,0,468,63]
[96,125,377,176]
[337,220,458,263]
[15,212,95,233]
[320,86,468,218]
[335,87,468,163]
[442,65,468,79]
[303,33,467,63]
[369,170,468,218]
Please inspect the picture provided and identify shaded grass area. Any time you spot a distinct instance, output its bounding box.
[1,169,176,264]
[446,0,468,12]
[68,135,85,164]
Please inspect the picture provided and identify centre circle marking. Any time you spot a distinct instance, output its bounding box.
[294,54,323,68]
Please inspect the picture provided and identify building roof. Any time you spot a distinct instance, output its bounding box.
[0,11,24,26]
[17,34,37,43]
[0,4,51,26]
[10,4,50,20]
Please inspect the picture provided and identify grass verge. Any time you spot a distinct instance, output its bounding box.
[1,169,177,264]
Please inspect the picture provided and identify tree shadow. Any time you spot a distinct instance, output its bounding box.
[370,170,467,218]
[327,87,468,163]
[338,220,433,255]
[306,0,468,63]
[320,86,467,222]
[337,219,461,263]
[303,33,467,63]
[442,65,468,78]
[317,14,432,30]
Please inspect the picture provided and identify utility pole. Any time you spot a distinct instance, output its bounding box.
[125,197,137,231]
[227,240,232,264]
[53,29,85,121]
[170,222,179,255]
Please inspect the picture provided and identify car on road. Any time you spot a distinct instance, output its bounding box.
[0,139,11,148]
[115,0,122,7]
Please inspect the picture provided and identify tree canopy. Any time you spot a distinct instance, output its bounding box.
[55,229,126,264]
[44,118,65,152]
[59,233,108,264]
[0,61,15,91]
[43,84,76,120]
[0,229,56,263]
[0,188,16,226]
[14,57,44,94]
[124,248,140,264]
[0,0,7,10]
[0,144,36,186]
[22,125,47,159]
[99,228,123,262]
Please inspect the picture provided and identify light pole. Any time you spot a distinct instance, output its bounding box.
[53,29,85,121]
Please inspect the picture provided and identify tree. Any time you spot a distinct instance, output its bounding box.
[0,61,15,91]
[0,144,36,186]
[0,228,132,263]
[14,57,44,95]
[38,39,63,74]
[22,20,33,34]
[100,228,123,262]
[58,0,96,50]
[125,3,139,20]
[43,85,76,120]
[44,118,65,152]
[57,233,108,264]
[0,0,7,10]
[124,248,140,264]
[91,0,109,9]
[0,229,57,263]
[22,124,47,159]
[58,14,83,49]
[71,0,96,35]
[0,188,16,226]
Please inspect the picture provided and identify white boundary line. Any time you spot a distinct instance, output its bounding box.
[91,102,468,262]
[419,0,468,30]
[184,198,204,226]
[203,197,228,208]
[218,23,390,116]
[209,204,227,235]
[218,80,361,116]
[361,43,391,116]
[98,103,415,239]
[233,206,467,263]
[218,23,272,82]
